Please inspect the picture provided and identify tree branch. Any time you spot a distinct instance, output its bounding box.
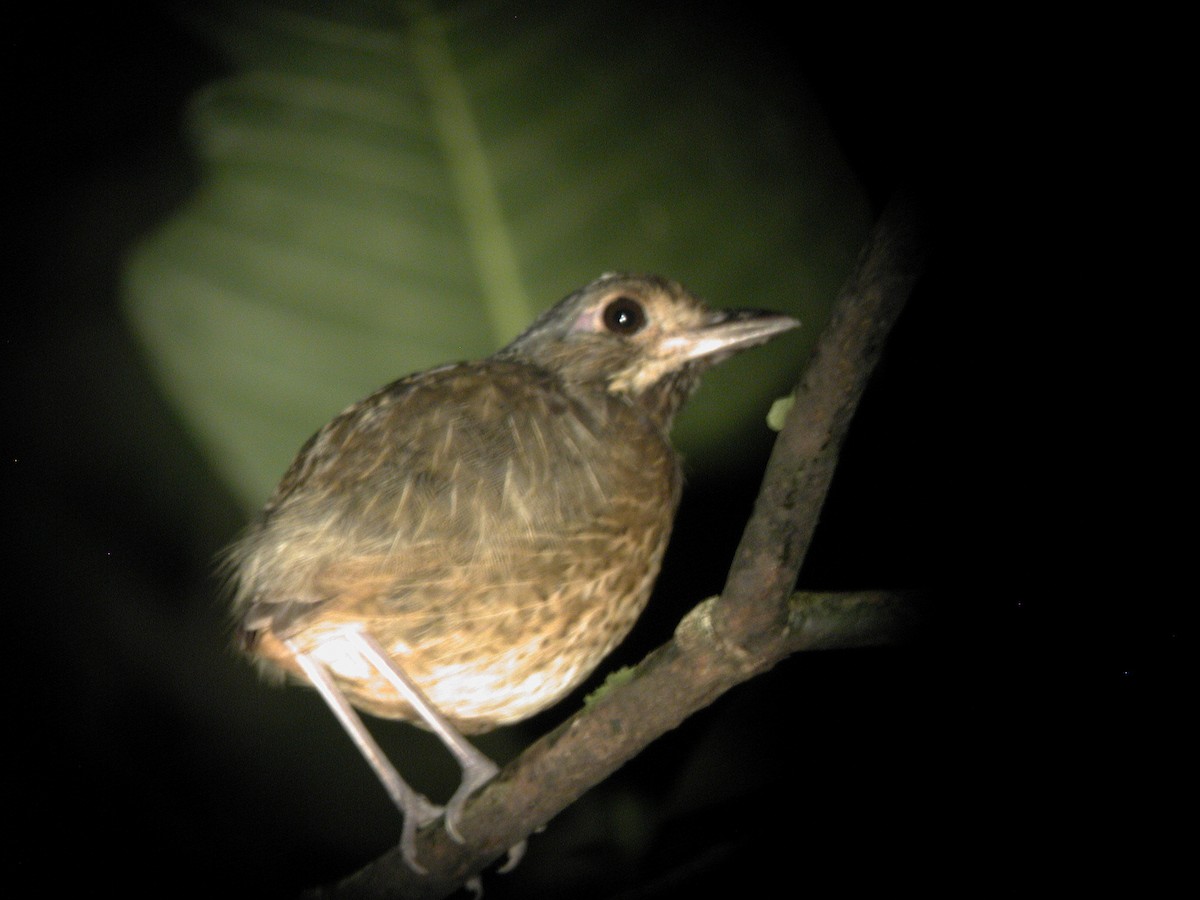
[715,188,928,650]
[302,191,927,899]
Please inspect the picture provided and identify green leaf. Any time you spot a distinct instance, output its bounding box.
[122,1,871,510]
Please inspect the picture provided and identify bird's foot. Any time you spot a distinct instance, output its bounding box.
[399,792,443,874]
[443,755,500,843]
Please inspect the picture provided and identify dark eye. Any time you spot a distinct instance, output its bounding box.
[602,296,646,335]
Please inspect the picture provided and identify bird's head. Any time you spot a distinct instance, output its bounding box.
[498,273,799,427]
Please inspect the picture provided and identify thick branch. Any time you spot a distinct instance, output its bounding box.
[303,193,927,899]
[715,189,927,649]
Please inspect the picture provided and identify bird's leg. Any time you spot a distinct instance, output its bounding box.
[346,630,501,842]
[286,639,441,873]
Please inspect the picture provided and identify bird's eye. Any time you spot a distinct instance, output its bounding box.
[602,297,646,335]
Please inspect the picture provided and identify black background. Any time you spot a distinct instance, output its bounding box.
[8,4,1183,896]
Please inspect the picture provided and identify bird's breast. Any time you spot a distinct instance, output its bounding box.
[233,361,682,730]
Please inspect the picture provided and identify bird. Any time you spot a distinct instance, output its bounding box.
[224,272,799,871]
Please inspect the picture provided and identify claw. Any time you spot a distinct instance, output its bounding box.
[497,838,527,873]
[396,793,442,873]
[443,755,500,842]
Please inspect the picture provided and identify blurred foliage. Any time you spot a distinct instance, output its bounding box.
[122,0,870,510]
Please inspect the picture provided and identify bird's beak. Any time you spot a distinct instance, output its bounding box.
[660,310,800,364]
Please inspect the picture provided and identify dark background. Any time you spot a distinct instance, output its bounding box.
[8,4,1183,897]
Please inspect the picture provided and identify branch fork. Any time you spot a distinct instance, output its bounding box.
[304,192,927,899]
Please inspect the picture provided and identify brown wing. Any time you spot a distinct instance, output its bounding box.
[228,358,680,725]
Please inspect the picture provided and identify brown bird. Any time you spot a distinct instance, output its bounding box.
[226,273,798,870]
